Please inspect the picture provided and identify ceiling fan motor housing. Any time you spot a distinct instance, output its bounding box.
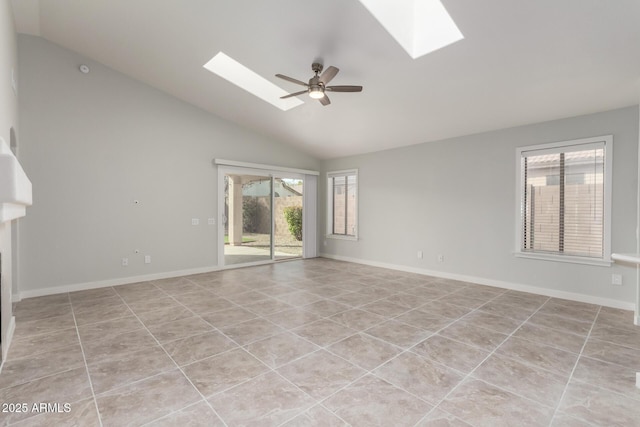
[311,62,324,74]
[276,62,362,105]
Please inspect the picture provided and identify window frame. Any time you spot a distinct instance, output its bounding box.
[514,135,613,266]
[326,169,359,241]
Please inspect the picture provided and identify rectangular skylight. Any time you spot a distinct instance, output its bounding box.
[203,52,303,111]
[358,0,464,59]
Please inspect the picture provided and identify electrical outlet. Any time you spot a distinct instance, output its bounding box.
[121,258,128,266]
[145,255,151,264]
[208,218,216,225]
[612,274,623,286]
[192,218,199,226]
[437,254,444,263]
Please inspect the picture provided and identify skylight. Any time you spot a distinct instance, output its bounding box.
[203,52,303,111]
[358,0,463,59]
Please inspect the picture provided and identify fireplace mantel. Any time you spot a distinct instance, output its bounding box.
[0,137,32,223]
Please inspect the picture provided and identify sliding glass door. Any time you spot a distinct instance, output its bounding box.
[219,166,304,267]
[273,175,304,261]
[223,171,273,266]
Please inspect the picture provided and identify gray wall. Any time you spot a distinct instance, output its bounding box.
[320,106,639,306]
[13,33,640,309]
[0,0,18,359]
[17,35,319,295]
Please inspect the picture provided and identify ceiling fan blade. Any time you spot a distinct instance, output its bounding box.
[280,90,308,99]
[319,66,339,85]
[326,85,363,92]
[319,95,331,106]
[275,74,308,87]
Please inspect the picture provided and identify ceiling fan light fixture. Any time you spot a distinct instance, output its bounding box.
[276,63,361,106]
[309,87,325,99]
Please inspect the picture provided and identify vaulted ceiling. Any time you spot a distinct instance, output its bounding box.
[11,0,640,159]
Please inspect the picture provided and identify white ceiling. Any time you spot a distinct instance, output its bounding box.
[11,0,640,159]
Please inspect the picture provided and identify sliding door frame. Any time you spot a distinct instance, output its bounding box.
[215,159,319,268]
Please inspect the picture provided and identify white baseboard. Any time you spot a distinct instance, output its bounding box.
[319,253,636,311]
[16,254,638,313]
[15,258,308,302]
[16,265,225,301]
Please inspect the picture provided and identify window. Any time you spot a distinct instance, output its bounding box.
[515,136,612,265]
[327,169,358,239]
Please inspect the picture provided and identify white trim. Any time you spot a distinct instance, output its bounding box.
[1,316,15,367]
[327,169,359,178]
[302,175,318,258]
[326,168,359,240]
[271,176,275,259]
[217,167,225,268]
[16,259,309,302]
[319,252,635,311]
[611,253,640,264]
[17,266,224,300]
[217,165,316,266]
[213,159,319,176]
[519,140,607,156]
[514,135,613,265]
[325,234,358,241]
[515,252,612,267]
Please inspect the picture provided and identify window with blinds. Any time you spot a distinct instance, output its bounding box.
[516,136,612,263]
[327,170,358,239]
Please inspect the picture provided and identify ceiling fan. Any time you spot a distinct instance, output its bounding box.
[276,63,363,106]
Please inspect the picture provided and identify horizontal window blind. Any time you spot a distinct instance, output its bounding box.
[522,144,605,258]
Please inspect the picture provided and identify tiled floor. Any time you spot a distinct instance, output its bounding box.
[1,258,640,426]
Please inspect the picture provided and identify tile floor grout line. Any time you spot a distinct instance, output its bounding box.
[112,292,231,427]
[126,280,329,424]
[0,364,87,394]
[402,297,592,374]
[578,352,640,372]
[410,294,553,427]
[356,288,522,426]
[137,400,208,427]
[401,289,520,356]
[68,292,104,427]
[165,321,338,426]
[575,331,640,353]
[488,321,590,350]
[566,376,640,404]
[140,284,288,363]
[10,261,634,425]
[105,272,506,424]
[398,306,591,379]
[263,280,515,422]
[255,314,436,422]
[548,305,603,426]
[276,313,447,420]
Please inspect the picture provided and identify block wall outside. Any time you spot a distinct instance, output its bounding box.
[245,195,303,238]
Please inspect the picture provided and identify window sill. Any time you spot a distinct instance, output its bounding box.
[514,252,612,267]
[326,234,358,242]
